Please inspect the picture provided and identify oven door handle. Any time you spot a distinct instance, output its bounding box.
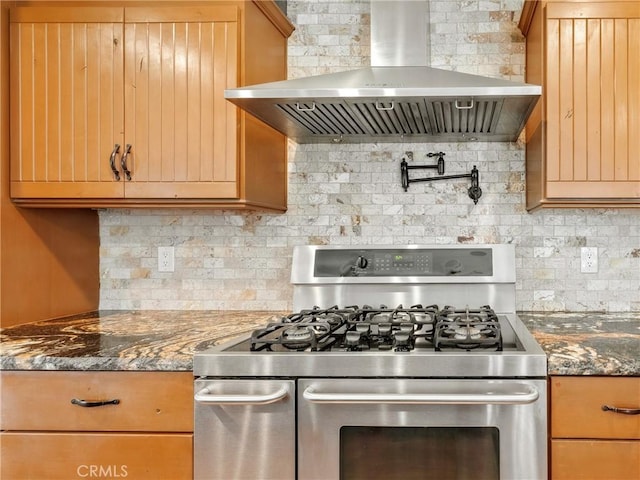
[302,384,539,405]
[194,386,289,405]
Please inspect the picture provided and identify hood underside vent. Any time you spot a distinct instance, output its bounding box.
[276,98,504,140]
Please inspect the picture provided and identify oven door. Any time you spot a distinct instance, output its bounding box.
[194,379,295,480]
[298,378,547,480]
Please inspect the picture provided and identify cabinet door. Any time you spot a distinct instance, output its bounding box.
[10,7,125,199]
[122,7,239,199]
[1,432,192,480]
[552,439,640,480]
[544,2,640,200]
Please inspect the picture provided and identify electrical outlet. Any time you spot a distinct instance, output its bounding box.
[580,247,598,273]
[158,246,175,272]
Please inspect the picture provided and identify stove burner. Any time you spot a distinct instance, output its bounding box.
[283,325,314,341]
[312,312,346,326]
[453,325,482,340]
[369,311,413,324]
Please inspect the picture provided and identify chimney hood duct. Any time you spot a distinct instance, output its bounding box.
[225,1,541,144]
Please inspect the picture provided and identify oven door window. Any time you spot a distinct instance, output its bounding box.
[340,426,499,480]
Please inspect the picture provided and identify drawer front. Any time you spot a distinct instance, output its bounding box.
[0,432,192,480]
[551,376,640,439]
[0,371,193,432]
[551,439,640,480]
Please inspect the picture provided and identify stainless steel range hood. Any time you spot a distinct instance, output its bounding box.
[225,1,541,144]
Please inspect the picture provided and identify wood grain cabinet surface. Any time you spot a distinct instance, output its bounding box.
[0,371,194,480]
[520,1,640,210]
[550,376,640,480]
[9,1,293,211]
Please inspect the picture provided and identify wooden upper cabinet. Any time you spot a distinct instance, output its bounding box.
[122,7,238,200]
[10,7,126,199]
[9,1,293,211]
[521,1,640,210]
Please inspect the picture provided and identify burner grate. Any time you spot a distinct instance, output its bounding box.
[434,305,503,351]
[248,304,503,353]
[346,304,438,352]
[250,306,354,351]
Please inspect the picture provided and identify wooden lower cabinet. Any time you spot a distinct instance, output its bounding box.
[552,439,640,480]
[0,371,194,480]
[550,376,640,480]
[1,432,192,480]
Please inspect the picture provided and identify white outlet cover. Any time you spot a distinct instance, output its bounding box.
[158,246,175,272]
[580,247,598,273]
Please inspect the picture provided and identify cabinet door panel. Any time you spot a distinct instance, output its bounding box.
[123,7,239,199]
[552,439,640,480]
[545,3,640,199]
[10,7,125,198]
[627,18,640,181]
[0,432,192,480]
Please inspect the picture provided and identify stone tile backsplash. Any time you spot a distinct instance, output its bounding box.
[99,0,640,312]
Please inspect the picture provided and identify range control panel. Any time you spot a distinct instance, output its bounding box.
[313,248,493,277]
[373,251,431,274]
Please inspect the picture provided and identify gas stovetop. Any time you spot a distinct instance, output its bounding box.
[194,245,547,379]
[247,304,507,353]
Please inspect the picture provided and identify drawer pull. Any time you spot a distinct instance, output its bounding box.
[71,398,120,408]
[602,405,640,415]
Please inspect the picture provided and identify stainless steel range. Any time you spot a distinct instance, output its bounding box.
[194,245,547,480]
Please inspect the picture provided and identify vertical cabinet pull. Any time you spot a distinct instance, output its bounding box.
[120,144,132,181]
[109,144,121,180]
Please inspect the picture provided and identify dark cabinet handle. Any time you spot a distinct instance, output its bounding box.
[602,405,640,415]
[71,398,120,408]
[109,144,121,180]
[121,144,132,180]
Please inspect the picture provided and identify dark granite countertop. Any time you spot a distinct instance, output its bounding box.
[0,310,286,371]
[518,312,640,376]
[1,310,638,375]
